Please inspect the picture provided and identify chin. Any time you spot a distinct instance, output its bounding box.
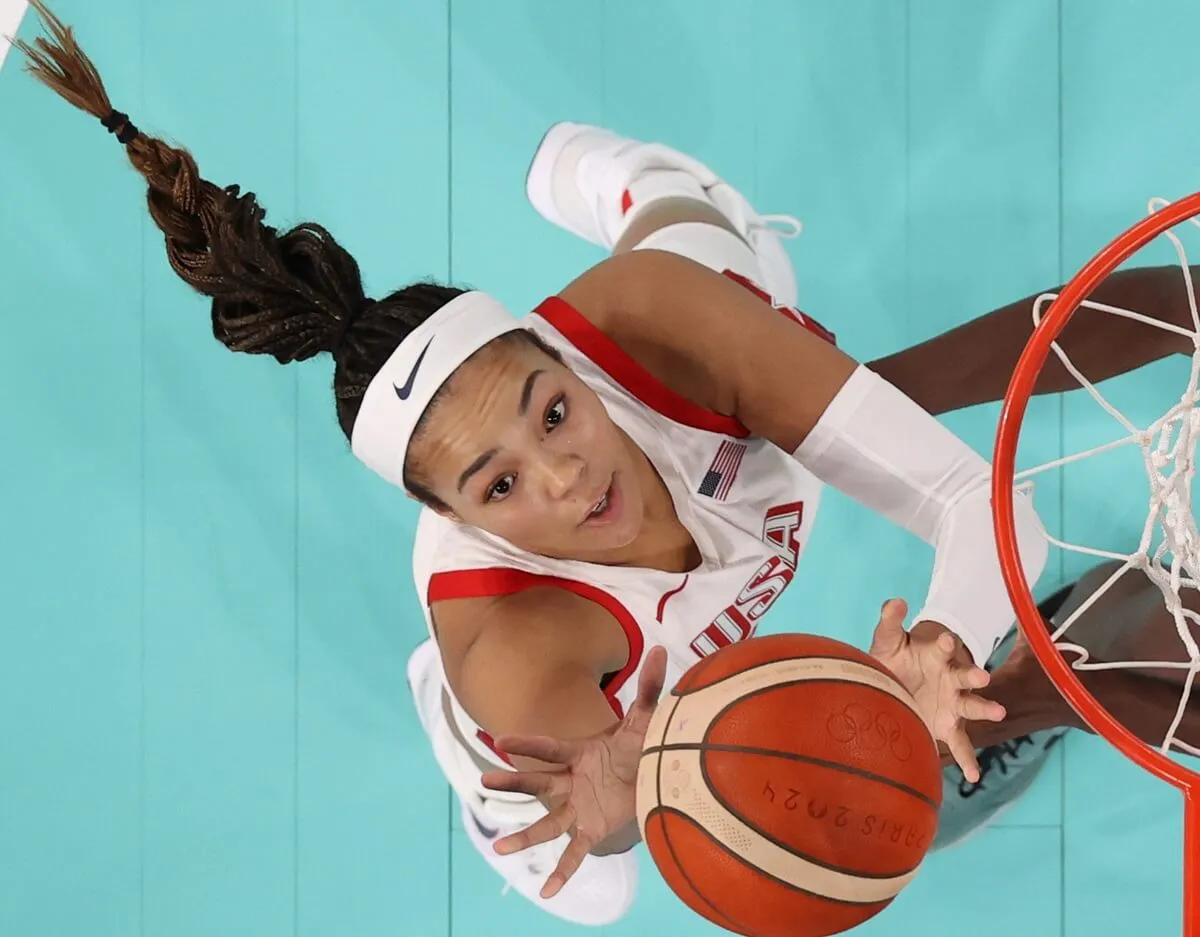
[605,516,643,551]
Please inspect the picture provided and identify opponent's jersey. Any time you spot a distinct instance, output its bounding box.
[412,272,835,767]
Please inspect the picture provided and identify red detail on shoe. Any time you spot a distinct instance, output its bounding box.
[621,189,634,215]
[476,728,514,767]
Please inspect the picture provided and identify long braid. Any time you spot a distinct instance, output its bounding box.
[15,0,463,443]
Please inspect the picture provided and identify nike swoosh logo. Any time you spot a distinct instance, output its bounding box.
[393,339,433,401]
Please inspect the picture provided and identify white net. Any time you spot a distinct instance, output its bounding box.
[1011,197,1200,759]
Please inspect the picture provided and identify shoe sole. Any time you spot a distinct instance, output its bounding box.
[932,780,1026,853]
[524,120,590,236]
[932,728,1069,852]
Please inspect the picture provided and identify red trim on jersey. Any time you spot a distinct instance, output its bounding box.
[655,574,690,623]
[428,568,646,761]
[534,271,834,439]
[534,296,751,438]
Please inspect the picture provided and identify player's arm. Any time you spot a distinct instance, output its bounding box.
[869,264,1194,416]
[431,587,643,856]
[566,248,1047,670]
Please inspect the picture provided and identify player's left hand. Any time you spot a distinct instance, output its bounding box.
[868,598,1003,782]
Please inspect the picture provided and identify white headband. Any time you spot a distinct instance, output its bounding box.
[350,291,521,489]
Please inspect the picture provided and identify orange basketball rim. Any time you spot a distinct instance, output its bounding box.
[992,191,1200,936]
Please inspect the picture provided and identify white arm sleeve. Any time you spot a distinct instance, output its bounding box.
[791,365,1048,666]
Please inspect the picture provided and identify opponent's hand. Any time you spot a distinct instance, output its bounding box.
[478,646,669,899]
[868,598,1004,782]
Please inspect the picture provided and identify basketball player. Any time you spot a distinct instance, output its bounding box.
[15,2,1200,925]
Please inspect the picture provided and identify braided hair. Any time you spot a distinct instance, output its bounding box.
[15,0,476,504]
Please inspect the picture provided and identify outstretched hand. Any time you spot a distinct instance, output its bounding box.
[479,601,1004,898]
[868,598,1004,781]
[479,646,670,899]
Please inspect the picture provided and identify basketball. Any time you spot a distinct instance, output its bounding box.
[635,633,942,937]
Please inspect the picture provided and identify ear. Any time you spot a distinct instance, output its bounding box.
[405,490,461,522]
[431,503,463,522]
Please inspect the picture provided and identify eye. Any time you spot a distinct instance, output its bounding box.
[545,397,566,430]
[485,474,516,503]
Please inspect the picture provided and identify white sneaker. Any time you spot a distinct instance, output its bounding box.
[406,640,639,926]
[525,120,802,307]
[459,801,638,926]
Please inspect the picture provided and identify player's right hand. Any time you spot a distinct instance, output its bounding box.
[478,645,669,899]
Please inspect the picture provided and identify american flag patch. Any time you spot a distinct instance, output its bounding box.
[698,440,747,500]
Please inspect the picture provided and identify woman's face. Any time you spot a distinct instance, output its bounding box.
[408,336,648,560]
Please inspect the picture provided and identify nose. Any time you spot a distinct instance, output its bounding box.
[536,450,585,501]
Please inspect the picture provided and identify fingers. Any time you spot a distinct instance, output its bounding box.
[935,632,993,691]
[946,728,982,784]
[868,598,909,657]
[492,808,596,901]
[624,646,668,736]
[635,646,669,709]
[490,733,578,766]
[956,692,1006,723]
[956,665,991,690]
[493,804,576,857]
[481,768,572,801]
[539,834,595,899]
[940,644,1005,721]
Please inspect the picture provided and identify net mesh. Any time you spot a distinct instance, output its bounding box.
[1012,196,1200,758]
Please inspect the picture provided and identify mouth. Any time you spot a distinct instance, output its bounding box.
[580,476,617,526]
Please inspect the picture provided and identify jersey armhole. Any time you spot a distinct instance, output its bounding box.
[533,295,751,438]
[427,567,646,765]
[533,269,836,439]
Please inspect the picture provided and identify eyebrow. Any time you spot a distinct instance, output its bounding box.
[519,369,545,416]
[456,370,546,495]
[457,448,499,493]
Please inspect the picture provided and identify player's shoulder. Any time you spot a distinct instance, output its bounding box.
[434,585,626,713]
[434,585,617,666]
[555,248,711,333]
[552,251,741,419]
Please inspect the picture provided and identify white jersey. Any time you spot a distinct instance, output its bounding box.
[412,272,835,767]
